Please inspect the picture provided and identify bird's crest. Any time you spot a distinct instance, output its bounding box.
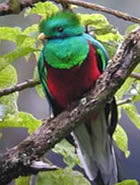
[39,10,81,33]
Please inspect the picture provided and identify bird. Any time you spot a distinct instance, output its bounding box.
[38,10,118,185]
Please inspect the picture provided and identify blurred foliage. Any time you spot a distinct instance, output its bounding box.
[0,112,41,134]
[0,65,18,114]
[122,104,140,129]
[37,168,91,185]
[25,2,58,18]
[0,104,7,121]
[116,179,138,185]
[16,176,31,185]
[53,139,80,168]
[113,124,130,158]
[79,13,123,58]
[33,66,45,99]
[125,24,139,35]
[0,1,140,185]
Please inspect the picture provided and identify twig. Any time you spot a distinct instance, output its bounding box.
[0,0,140,24]
[0,79,40,97]
[0,26,140,185]
[130,72,140,80]
[30,161,58,172]
[117,98,132,106]
[53,0,140,24]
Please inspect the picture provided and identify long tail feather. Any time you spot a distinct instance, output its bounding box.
[72,109,118,185]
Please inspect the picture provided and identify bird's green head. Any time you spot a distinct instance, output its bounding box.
[39,11,84,39]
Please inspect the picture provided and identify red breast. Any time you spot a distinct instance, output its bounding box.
[45,42,101,109]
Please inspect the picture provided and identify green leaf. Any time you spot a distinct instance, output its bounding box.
[79,13,122,58]
[33,66,45,99]
[116,102,122,120]
[133,63,140,73]
[34,43,43,61]
[0,93,18,114]
[97,32,122,43]
[102,41,118,58]
[0,112,41,134]
[0,27,22,42]
[23,24,39,38]
[116,77,134,100]
[125,24,139,34]
[0,47,38,72]
[16,176,31,185]
[131,84,140,102]
[24,24,38,35]
[15,34,36,48]
[0,26,39,66]
[35,84,45,99]
[79,13,109,29]
[116,179,138,185]
[53,139,80,168]
[113,124,130,157]
[0,65,18,114]
[0,104,7,121]
[79,13,122,41]
[25,2,58,18]
[132,94,140,102]
[0,65,17,87]
[37,168,91,185]
[122,104,140,129]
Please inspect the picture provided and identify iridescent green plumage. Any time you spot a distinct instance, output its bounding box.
[39,11,108,70]
[44,35,89,69]
[39,11,84,38]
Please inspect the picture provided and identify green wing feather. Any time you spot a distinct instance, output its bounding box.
[83,33,108,71]
[38,48,52,99]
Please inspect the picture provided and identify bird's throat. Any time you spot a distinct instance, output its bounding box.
[44,35,89,69]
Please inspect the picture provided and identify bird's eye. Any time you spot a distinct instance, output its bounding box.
[57,27,64,32]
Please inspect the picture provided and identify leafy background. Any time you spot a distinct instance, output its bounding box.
[0,0,140,185]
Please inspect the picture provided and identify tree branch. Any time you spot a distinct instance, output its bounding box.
[117,98,132,106]
[53,0,140,24]
[30,160,58,172]
[0,0,140,24]
[0,79,40,97]
[130,72,140,80]
[0,26,140,184]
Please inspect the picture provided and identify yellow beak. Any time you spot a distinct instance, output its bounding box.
[38,33,47,40]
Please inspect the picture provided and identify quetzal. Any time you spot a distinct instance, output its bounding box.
[38,11,118,185]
